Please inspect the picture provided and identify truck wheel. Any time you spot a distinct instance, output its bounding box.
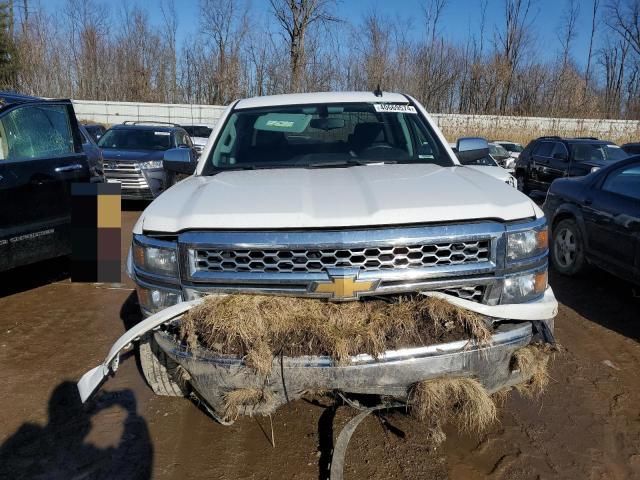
[139,334,187,397]
[551,219,586,276]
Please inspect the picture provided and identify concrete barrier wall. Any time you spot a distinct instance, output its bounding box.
[73,99,640,144]
[429,113,640,144]
[72,100,227,126]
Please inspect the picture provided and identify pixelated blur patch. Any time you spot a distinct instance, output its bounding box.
[71,183,121,283]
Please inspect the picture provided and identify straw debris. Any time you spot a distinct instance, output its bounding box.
[222,388,275,421]
[512,343,556,397]
[409,377,497,445]
[180,294,490,375]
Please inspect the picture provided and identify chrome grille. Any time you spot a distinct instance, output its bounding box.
[192,240,490,274]
[104,160,152,197]
[438,285,485,302]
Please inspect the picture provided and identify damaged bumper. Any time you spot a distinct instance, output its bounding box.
[77,289,557,410]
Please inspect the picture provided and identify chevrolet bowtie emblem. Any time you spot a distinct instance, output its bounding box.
[311,272,378,300]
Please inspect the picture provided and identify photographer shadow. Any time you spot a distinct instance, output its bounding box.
[0,382,153,480]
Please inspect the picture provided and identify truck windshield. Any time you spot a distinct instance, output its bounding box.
[570,143,628,163]
[98,129,174,151]
[202,102,452,174]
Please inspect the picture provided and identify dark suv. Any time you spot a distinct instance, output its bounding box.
[0,92,91,271]
[98,122,198,200]
[515,136,628,193]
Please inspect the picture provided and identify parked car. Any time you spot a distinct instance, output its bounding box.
[79,125,104,182]
[0,92,91,271]
[83,123,107,142]
[543,156,640,285]
[98,121,198,200]
[489,142,516,171]
[492,140,524,159]
[449,141,517,187]
[515,136,628,194]
[621,142,640,155]
[80,91,557,426]
[180,125,213,155]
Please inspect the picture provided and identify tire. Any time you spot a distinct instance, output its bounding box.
[139,334,187,397]
[551,218,586,276]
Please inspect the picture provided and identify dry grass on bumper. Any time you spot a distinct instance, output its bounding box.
[180,294,490,375]
[511,343,556,397]
[409,377,497,443]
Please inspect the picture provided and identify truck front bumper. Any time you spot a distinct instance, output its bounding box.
[77,289,557,414]
[154,319,542,419]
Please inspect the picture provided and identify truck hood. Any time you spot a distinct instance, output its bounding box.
[466,165,511,182]
[101,149,165,161]
[138,164,537,232]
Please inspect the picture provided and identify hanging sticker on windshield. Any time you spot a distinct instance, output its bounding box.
[374,104,417,114]
[154,131,170,136]
[254,113,312,133]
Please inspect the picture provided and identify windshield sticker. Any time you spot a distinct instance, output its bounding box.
[374,104,417,114]
[254,113,312,133]
[154,131,171,136]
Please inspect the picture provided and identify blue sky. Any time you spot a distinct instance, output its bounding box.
[41,0,597,66]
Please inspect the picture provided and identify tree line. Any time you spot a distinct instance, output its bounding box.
[1,0,639,120]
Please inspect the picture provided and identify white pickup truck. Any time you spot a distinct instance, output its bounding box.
[79,92,557,422]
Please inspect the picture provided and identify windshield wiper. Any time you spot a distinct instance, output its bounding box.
[306,159,397,169]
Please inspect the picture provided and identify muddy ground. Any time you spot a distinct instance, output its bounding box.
[1,206,639,480]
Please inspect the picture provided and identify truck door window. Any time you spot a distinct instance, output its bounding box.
[533,142,554,157]
[551,143,568,160]
[1,105,75,160]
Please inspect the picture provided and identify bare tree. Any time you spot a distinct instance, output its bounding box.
[608,0,640,55]
[495,0,534,113]
[160,0,178,103]
[584,0,600,87]
[269,0,338,92]
[558,0,579,69]
[199,0,248,103]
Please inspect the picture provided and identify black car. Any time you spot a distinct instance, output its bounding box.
[621,142,640,155]
[83,123,107,142]
[98,122,198,200]
[543,156,640,285]
[515,136,628,193]
[0,92,91,271]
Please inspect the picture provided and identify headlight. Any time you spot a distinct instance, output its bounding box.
[132,236,178,277]
[502,269,547,303]
[139,160,163,169]
[590,166,600,173]
[136,284,182,314]
[507,226,548,261]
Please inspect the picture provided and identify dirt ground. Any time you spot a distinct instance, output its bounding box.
[1,206,640,480]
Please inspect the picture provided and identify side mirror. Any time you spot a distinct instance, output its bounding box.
[456,137,489,163]
[163,148,196,175]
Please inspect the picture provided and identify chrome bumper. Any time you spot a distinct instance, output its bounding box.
[77,289,557,408]
[155,320,539,418]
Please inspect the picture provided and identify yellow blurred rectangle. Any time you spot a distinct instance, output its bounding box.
[97,194,121,228]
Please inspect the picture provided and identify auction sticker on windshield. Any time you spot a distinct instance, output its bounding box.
[373,104,417,114]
